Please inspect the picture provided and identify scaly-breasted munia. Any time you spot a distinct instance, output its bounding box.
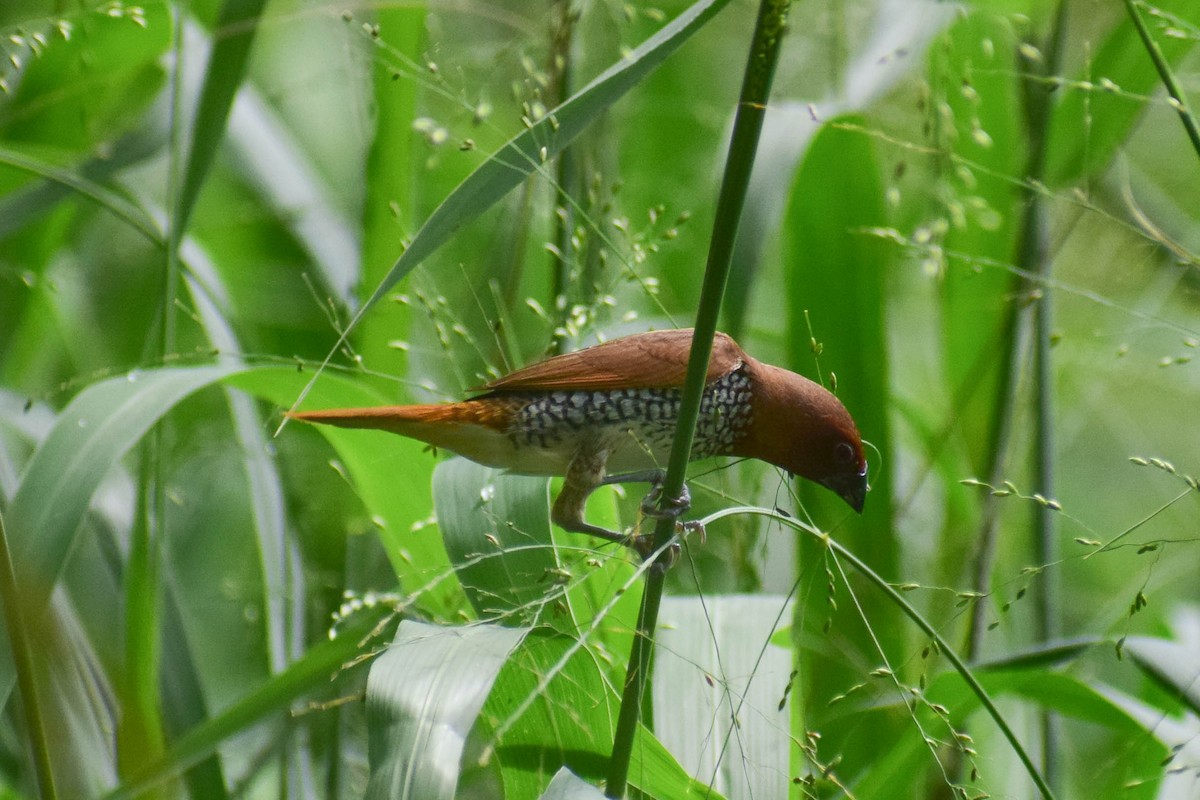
[288,329,867,546]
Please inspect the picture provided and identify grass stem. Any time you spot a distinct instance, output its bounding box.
[1123,0,1200,161]
[604,1,792,795]
[0,510,58,800]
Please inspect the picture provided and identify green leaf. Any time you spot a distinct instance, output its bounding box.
[351,0,736,322]
[365,619,530,800]
[1045,0,1198,185]
[356,5,424,384]
[931,12,1025,480]
[433,458,558,625]
[0,362,245,783]
[972,636,1105,671]
[107,602,394,800]
[782,113,895,565]
[4,364,242,625]
[482,627,615,798]
[1124,635,1200,716]
[174,0,269,239]
[0,144,162,244]
[540,767,607,799]
[780,113,901,765]
[230,368,465,615]
[480,627,723,800]
[653,595,796,798]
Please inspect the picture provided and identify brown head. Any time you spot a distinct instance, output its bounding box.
[734,360,868,513]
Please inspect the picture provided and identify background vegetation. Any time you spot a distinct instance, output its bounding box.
[0,0,1198,798]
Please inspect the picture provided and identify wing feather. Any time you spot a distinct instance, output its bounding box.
[481,329,747,393]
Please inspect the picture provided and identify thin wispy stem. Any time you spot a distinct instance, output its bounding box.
[1124,0,1200,161]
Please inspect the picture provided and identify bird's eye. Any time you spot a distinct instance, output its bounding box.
[834,441,855,465]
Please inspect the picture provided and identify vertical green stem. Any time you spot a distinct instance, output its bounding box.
[1020,4,1068,784]
[0,510,58,800]
[604,1,792,796]
[120,453,167,781]
[968,1,1067,785]
[1123,0,1200,160]
[549,0,580,353]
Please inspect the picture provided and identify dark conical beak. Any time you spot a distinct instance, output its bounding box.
[822,469,868,514]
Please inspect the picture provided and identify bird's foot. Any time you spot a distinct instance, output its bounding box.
[634,479,706,569]
[630,522,706,572]
[639,479,691,521]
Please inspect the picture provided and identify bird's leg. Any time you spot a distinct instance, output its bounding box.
[551,447,627,544]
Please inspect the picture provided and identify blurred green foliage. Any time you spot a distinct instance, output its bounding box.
[0,0,1198,798]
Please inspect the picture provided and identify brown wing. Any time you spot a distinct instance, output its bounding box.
[481,329,747,393]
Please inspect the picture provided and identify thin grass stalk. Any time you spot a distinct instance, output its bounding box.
[1123,0,1200,161]
[703,506,1056,799]
[604,2,792,796]
[0,510,58,800]
[967,320,1020,658]
[834,538,1056,799]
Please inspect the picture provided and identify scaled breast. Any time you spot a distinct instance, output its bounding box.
[505,366,754,457]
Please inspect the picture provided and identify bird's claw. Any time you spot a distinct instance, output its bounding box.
[678,519,706,546]
[640,480,691,520]
[630,479,705,571]
[629,518,706,572]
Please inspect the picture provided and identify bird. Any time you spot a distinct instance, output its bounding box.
[287,328,867,551]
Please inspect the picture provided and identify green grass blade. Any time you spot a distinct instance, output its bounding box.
[541,768,607,799]
[106,603,393,800]
[0,144,163,245]
[0,508,58,799]
[1124,635,1200,715]
[1123,0,1200,161]
[287,0,737,415]
[971,637,1104,671]
[365,620,530,800]
[0,363,244,707]
[433,458,558,625]
[173,0,268,239]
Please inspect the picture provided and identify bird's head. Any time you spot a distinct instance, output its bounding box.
[738,362,869,514]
